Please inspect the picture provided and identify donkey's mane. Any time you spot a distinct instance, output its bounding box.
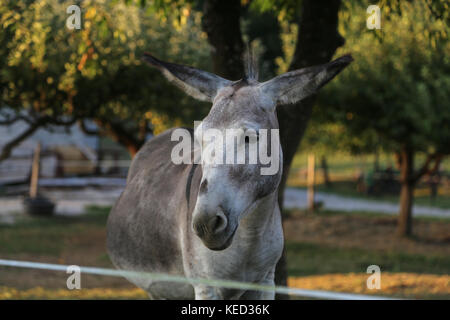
[243,46,259,82]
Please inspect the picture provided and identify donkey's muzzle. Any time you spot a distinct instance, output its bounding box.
[192,207,234,250]
[193,207,227,236]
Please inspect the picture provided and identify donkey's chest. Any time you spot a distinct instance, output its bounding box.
[243,229,284,275]
[189,222,284,282]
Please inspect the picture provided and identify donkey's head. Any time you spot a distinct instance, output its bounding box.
[143,52,352,250]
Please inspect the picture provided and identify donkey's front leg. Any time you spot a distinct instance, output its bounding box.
[240,269,276,300]
[194,285,247,300]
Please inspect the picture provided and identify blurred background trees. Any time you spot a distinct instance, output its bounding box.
[0,0,449,295]
[0,0,211,157]
[318,0,450,236]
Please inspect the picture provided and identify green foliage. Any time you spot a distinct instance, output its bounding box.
[318,0,450,155]
[242,9,283,80]
[300,122,381,155]
[250,0,302,21]
[0,0,211,143]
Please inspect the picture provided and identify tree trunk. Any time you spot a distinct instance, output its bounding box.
[277,0,344,206]
[321,155,331,187]
[202,0,245,79]
[275,0,344,298]
[397,148,414,237]
[201,0,344,298]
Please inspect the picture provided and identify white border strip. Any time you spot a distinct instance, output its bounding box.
[0,259,394,300]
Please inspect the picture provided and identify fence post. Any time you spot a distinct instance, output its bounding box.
[30,143,41,198]
[307,154,315,212]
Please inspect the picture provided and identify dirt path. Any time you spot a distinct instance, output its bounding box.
[284,188,450,218]
[0,186,449,221]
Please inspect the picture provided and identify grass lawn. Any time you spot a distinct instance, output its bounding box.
[286,242,450,276]
[0,206,448,299]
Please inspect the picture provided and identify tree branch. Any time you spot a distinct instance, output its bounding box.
[44,116,77,126]
[0,113,35,125]
[0,122,42,161]
[79,119,100,135]
[413,153,443,183]
[96,119,145,156]
[0,114,76,162]
[0,116,21,125]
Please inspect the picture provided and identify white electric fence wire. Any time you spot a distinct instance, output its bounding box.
[0,258,394,300]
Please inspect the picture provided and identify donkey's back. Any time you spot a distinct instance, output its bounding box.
[106,128,198,298]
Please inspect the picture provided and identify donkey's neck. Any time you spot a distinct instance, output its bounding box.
[238,190,280,239]
[236,147,283,239]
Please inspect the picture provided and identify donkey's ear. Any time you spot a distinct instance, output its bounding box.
[259,54,353,105]
[142,52,232,102]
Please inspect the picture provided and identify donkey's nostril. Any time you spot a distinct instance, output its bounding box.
[209,209,228,234]
[193,208,228,237]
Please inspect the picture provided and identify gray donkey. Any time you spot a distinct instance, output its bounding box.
[106,52,352,299]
